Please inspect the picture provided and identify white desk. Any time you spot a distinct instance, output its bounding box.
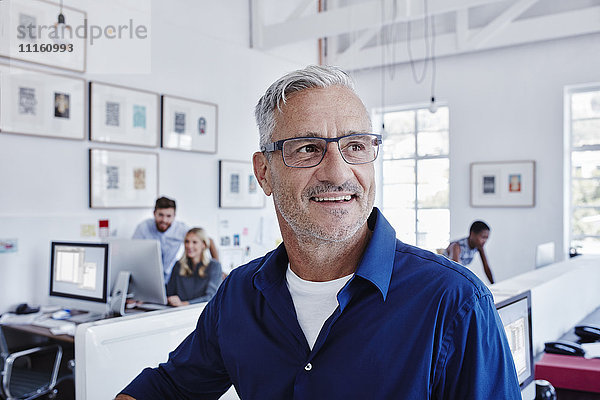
[490,255,600,355]
[74,304,239,400]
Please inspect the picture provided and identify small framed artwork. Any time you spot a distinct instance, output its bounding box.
[0,64,85,140]
[89,82,159,147]
[89,149,158,209]
[161,95,217,153]
[470,161,535,207]
[219,160,265,209]
[0,0,87,72]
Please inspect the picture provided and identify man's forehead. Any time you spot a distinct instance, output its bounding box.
[274,87,370,138]
[156,208,175,215]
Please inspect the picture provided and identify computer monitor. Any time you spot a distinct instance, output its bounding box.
[107,239,167,305]
[535,242,555,269]
[495,291,534,391]
[49,241,110,315]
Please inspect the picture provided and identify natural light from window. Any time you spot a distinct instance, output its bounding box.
[378,106,449,251]
[569,88,600,254]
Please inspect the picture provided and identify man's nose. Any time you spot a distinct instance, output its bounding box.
[314,142,354,184]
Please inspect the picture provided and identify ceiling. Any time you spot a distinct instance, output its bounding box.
[250,0,600,71]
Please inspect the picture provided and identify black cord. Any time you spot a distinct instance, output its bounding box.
[407,0,431,84]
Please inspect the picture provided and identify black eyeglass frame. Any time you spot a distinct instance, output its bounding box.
[261,133,383,168]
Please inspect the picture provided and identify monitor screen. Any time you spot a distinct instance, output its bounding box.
[107,238,166,305]
[50,242,109,304]
[495,291,534,389]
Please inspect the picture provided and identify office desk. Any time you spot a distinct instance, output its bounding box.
[2,322,74,344]
[489,255,600,400]
[490,255,600,355]
[4,305,241,400]
[534,306,600,398]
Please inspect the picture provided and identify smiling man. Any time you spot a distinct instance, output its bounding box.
[117,66,520,399]
[132,197,189,282]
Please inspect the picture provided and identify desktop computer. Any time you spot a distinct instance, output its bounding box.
[49,241,110,320]
[48,239,167,321]
[496,291,535,398]
[106,238,167,306]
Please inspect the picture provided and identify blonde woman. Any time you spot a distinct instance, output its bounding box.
[166,228,222,306]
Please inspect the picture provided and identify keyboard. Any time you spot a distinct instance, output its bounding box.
[68,313,103,323]
[135,303,169,311]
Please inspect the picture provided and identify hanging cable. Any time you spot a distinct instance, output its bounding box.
[407,0,431,84]
[380,0,386,134]
[428,13,438,113]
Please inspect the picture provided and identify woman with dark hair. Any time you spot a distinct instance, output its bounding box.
[166,227,222,306]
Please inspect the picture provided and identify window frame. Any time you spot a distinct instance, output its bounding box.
[565,84,600,255]
[374,103,450,250]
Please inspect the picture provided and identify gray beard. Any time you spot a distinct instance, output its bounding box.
[273,182,369,243]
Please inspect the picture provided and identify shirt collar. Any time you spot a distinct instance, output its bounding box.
[353,207,396,301]
[253,207,396,300]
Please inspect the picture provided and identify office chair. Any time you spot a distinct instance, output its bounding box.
[0,326,63,400]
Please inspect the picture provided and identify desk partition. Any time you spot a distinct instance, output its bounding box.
[490,255,600,356]
[74,305,206,399]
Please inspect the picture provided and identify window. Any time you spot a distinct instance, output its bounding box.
[378,106,449,251]
[568,87,600,254]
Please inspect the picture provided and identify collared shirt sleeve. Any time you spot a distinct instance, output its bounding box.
[433,293,521,399]
[119,288,232,399]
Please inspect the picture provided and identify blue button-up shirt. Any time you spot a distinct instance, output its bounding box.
[132,218,188,282]
[122,209,520,399]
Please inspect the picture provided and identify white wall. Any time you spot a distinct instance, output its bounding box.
[0,0,315,313]
[2,0,598,311]
[352,33,600,282]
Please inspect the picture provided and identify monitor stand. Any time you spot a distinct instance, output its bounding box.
[110,271,131,316]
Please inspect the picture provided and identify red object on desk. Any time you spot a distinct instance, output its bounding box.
[535,353,600,393]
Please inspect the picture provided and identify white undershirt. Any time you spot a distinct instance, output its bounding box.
[285,265,353,350]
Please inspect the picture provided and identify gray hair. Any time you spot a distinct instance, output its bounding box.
[255,65,360,153]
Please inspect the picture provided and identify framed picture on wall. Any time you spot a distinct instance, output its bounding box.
[89,149,158,209]
[470,161,535,207]
[89,82,160,147]
[161,95,217,153]
[0,0,87,72]
[219,160,265,209]
[0,64,85,140]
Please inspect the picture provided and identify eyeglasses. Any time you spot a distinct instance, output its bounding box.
[261,133,382,168]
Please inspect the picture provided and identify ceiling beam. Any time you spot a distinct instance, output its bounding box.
[333,27,380,64]
[455,9,469,50]
[467,0,539,50]
[335,6,600,71]
[258,0,510,49]
[249,0,264,48]
[286,0,316,21]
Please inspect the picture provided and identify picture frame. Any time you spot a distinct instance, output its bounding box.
[0,0,87,72]
[161,95,218,153]
[89,149,158,209]
[89,82,160,147]
[0,63,85,140]
[470,161,535,207]
[219,160,265,209]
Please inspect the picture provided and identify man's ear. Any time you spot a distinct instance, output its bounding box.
[253,152,272,196]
